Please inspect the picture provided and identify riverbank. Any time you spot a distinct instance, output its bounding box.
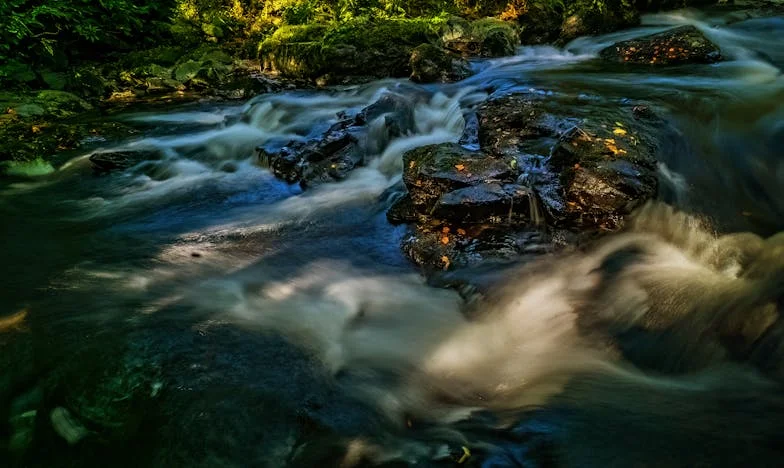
[8,0,778,172]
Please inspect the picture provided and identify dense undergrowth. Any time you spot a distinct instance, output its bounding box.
[1,0,709,89]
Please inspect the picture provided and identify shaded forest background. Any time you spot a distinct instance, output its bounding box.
[1,0,701,86]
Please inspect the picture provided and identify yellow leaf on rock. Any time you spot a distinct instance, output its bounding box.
[458,446,471,464]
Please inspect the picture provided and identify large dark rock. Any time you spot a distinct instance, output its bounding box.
[401,224,553,272]
[261,118,361,187]
[432,182,536,224]
[402,143,515,215]
[390,92,677,273]
[477,94,665,229]
[261,93,416,188]
[396,142,545,271]
[599,25,722,65]
[409,44,472,83]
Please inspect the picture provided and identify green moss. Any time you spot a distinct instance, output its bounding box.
[260,17,451,80]
[2,158,56,177]
[259,24,329,78]
[561,0,640,41]
[470,17,519,55]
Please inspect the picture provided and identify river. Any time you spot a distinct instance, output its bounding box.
[2,7,784,467]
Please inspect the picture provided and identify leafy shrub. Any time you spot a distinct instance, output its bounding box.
[0,0,175,80]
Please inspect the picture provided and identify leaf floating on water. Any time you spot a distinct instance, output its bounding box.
[613,127,627,136]
[457,228,467,236]
[441,256,451,270]
[0,308,28,332]
[442,226,450,234]
[441,236,450,245]
[409,161,416,169]
[455,164,465,171]
[615,121,624,127]
[458,446,471,464]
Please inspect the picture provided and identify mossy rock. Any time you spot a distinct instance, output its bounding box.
[441,17,520,57]
[259,24,329,79]
[560,0,641,42]
[599,25,722,65]
[410,43,471,83]
[260,18,445,81]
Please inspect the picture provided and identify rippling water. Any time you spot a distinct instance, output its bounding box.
[2,8,784,467]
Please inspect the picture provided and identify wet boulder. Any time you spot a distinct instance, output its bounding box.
[261,119,361,187]
[401,224,552,272]
[262,92,418,187]
[477,94,665,229]
[353,92,416,140]
[432,182,537,224]
[409,44,472,83]
[396,142,546,271]
[599,25,722,65]
[402,143,516,216]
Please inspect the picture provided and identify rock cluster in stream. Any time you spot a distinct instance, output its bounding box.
[393,93,673,272]
[257,89,681,274]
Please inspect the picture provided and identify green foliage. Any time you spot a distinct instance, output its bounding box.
[0,0,175,82]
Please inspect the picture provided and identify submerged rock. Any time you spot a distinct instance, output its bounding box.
[89,150,162,173]
[409,44,471,83]
[50,407,90,445]
[599,25,722,65]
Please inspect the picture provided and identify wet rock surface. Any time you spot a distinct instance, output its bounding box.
[477,94,665,229]
[261,93,415,187]
[599,25,723,65]
[393,92,676,272]
[89,150,162,173]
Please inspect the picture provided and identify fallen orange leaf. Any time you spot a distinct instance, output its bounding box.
[455,164,465,171]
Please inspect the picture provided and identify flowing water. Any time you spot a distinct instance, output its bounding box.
[2,8,784,467]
